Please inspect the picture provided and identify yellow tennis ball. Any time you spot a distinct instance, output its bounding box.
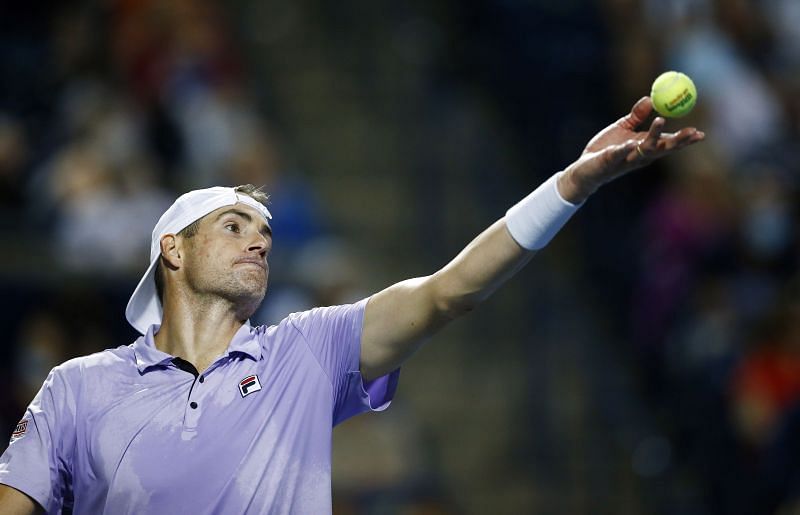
[650,71,697,118]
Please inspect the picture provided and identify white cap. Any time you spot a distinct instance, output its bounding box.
[125,186,272,334]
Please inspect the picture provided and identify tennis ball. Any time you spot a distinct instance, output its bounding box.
[650,71,697,118]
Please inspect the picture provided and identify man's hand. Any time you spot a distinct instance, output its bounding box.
[558,96,705,204]
[360,96,705,380]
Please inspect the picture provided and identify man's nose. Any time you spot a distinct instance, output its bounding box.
[247,233,269,255]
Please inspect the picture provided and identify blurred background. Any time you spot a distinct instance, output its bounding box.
[1,0,799,513]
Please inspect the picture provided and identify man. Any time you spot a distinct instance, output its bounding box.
[0,97,703,514]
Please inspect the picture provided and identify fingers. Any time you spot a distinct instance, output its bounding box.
[608,140,636,163]
[634,115,706,159]
[618,96,654,130]
[654,127,706,153]
[641,116,666,151]
[603,139,654,177]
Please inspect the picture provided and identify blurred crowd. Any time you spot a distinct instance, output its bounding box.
[0,0,799,514]
[604,0,800,513]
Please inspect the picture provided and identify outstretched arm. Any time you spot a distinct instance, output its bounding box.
[360,97,704,381]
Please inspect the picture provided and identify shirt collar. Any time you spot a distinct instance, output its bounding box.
[132,321,263,373]
[226,321,263,361]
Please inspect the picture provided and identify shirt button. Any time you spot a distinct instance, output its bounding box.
[199,376,204,383]
[190,402,198,409]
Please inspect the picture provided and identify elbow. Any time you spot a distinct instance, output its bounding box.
[430,277,481,320]
[441,296,479,319]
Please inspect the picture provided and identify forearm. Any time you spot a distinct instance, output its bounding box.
[428,218,535,316]
[361,221,533,381]
[431,168,591,313]
[422,164,595,316]
[361,172,580,379]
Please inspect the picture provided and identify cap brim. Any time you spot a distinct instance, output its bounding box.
[125,256,161,335]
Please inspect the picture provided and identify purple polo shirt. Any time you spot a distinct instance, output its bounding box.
[0,299,400,514]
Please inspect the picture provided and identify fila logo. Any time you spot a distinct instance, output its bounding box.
[238,374,262,398]
[10,419,28,443]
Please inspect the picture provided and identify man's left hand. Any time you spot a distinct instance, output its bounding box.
[558,96,705,204]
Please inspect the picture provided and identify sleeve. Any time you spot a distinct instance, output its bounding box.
[0,365,77,514]
[289,298,401,426]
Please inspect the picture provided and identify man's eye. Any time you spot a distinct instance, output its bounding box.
[225,223,240,233]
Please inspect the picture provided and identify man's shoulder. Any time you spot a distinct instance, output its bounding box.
[279,299,369,333]
[53,345,136,380]
[251,306,345,345]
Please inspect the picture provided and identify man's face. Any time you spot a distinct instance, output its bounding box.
[177,203,272,315]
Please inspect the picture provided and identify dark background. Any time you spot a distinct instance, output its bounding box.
[1,1,800,513]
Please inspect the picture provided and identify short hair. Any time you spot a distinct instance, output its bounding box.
[154,184,270,303]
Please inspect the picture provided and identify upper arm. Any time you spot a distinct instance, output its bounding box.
[0,484,42,515]
[290,302,399,424]
[361,275,452,381]
[0,365,78,513]
[360,219,535,381]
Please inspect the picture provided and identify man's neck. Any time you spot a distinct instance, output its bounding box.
[154,294,248,374]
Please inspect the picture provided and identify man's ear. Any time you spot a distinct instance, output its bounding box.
[160,234,181,270]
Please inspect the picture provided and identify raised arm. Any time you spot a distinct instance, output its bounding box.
[360,97,705,380]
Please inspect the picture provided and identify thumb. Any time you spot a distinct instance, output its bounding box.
[618,97,653,130]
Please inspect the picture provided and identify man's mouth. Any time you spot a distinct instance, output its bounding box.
[234,257,267,270]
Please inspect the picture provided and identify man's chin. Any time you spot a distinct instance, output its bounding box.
[231,287,267,320]
[235,269,267,289]
[223,276,267,305]
[240,283,267,303]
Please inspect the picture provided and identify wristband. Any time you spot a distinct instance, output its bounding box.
[505,171,583,250]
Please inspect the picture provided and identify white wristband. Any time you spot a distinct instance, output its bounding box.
[505,171,583,250]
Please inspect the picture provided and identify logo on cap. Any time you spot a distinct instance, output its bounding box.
[10,419,28,443]
[238,374,262,397]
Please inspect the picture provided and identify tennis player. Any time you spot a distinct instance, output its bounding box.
[0,97,703,514]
